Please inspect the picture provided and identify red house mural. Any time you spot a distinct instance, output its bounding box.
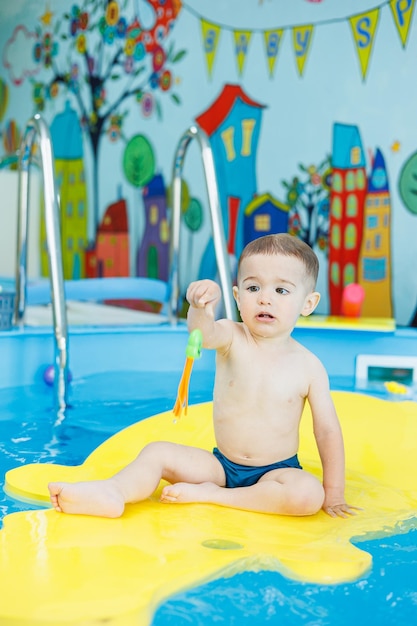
[329,123,367,315]
[85,191,129,278]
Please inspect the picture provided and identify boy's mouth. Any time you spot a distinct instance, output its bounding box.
[257,312,274,320]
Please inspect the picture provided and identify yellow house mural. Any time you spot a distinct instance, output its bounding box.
[40,102,88,279]
[358,148,393,318]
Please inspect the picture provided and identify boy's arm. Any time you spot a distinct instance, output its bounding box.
[308,362,358,518]
[186,279,234,350]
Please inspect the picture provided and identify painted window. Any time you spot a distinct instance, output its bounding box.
[221,127,236,161]
[343,263,355,284]
[344,223,356,249]
[363,257,386,281]
[160,218,169,243]
[350,146,361,165]
[356,169,366,189]
[375,234,381,249]
[367,215,378,229]
[332,172,343,192]
[331,196,342,219]
[331,261,340,285]
[346,171,355,191]
[241,119,255,156]
[331,224,341,248]
[150,203,158,225]
[254,214,271,232]
[346,194,358,216]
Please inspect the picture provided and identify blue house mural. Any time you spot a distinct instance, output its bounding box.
[244,192,290,245]
[195,84,265,279]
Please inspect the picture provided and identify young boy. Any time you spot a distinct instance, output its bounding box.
[49,234,356,519]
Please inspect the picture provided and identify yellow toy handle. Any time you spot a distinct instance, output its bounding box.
[172,329,203,418]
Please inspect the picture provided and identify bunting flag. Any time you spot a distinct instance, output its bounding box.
[349,9,380,80]
[185,1,415,81]
[263,29,284,77]
[389,0,416,47]
[200,19,221,78]
[233,30,252,76]
[292,24,314,77]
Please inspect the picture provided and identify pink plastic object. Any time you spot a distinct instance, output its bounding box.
[341,283,365,317]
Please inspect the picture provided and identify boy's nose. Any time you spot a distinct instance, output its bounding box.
[258,290,271,305]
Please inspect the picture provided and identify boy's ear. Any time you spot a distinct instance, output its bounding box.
[301,291,320,317]
[232,285,240,309]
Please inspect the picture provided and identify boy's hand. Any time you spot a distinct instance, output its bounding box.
[186,280,221,310]
[323,500,361,518]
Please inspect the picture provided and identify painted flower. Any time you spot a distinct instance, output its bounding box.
[152,45,166,71]
[76,33,87,53]
[159,69,172,91]
[141,92,154,117]
[134,42,145,61]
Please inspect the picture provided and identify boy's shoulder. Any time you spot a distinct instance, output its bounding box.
[291,337,325,366]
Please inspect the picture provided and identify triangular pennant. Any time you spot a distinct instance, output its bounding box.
[200,19,221,78]
[389,0,416,47]
[233,30,252,76]
[292,24,314,77]
[349,9,380,81]
[263,29,284,78]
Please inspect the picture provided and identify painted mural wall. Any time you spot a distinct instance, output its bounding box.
[0,0,416,325]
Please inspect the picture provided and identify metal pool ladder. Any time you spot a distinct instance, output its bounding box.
[14,114,69,411]
[169,125,237,323]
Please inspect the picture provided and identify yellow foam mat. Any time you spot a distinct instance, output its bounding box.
[2,392,417,625]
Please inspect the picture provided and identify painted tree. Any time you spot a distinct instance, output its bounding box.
[282,157,332,253]
[31,0,185,231]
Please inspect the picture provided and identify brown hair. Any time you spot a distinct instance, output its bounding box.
[238,233,319,288]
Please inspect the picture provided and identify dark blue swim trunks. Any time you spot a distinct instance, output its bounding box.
[213,447,302,488]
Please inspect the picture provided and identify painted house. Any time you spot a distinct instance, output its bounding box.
[358,148,393,317]
[136,173,169,281]
[45,101,88,279]
[244,192,289,244]
[329,123,367,315]
[86,192,129,278]
[195,83,265,278]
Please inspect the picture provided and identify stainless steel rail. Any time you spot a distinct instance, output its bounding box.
[169,125,237,323]
[13,114,69,410]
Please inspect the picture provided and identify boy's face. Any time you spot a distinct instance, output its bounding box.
[233,253,320,337]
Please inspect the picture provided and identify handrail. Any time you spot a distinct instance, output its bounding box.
[13,114,69,411]
[169,125,237,323]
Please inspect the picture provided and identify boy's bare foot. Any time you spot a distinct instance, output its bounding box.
[160,481,221,504]
[48,480,125,518]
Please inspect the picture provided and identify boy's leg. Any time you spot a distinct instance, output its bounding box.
[161,468,325,516]
[48,442,226,518]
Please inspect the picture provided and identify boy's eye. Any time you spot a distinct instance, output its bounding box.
[247,286,259,292]
[276,287,289,295]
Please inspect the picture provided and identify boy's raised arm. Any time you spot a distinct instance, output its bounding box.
[186,279,234,350]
